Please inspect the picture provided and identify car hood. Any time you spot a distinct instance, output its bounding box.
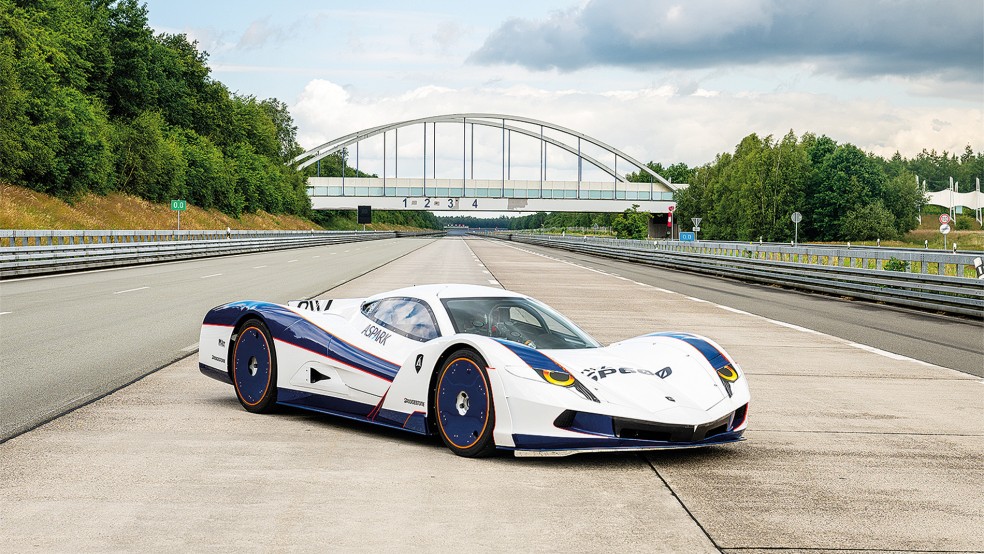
[543,337,729,413]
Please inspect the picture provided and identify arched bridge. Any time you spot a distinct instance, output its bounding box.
[293,113,680,213]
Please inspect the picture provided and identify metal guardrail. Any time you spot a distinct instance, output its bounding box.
[486,233,984,318]
[0,230,415,278]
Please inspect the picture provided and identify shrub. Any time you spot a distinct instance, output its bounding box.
[884,257,908,272]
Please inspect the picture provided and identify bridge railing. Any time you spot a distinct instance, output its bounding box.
[485,233,984,318]
[306,177,676,201]
[0,230,420,278]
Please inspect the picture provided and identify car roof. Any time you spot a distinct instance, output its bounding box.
[364,284,527,303]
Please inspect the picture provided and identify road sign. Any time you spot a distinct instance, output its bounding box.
[939,223,951,234]
[679,232,695,242]
[692,217,702,228]
[939,214,950,224]
[357,205,372,224]
[170,200,187,211]
[791,211,802,223]
[668,205,675,212]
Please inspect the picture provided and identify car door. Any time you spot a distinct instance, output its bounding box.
[328,297,441,400]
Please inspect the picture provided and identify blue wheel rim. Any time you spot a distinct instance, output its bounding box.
[437,358,490,449]
[233,326,272,406]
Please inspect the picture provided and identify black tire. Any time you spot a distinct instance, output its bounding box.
[230,318,278,413]
[433,349,496,457]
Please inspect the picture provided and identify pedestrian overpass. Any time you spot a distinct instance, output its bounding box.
[292,113,680,214]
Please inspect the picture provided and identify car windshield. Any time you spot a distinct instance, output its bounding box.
[441,297,600,350]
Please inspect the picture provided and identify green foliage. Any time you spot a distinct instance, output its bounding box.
[0,0,311,219]
[612,205,649,239]
[884,257,908,272]
[840,201,898,241]
[308,209,442,230]
[675,131,970,242]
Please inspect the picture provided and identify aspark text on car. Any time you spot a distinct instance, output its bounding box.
[198,284,749,457]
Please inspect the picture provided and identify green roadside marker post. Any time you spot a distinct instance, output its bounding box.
[170,199,187,231]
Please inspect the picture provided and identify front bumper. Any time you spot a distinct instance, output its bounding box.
[505,402,748,456]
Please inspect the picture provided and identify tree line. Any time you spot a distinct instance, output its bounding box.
[493,135,981,241]
[0,0,309,218]
[666,133,981,241]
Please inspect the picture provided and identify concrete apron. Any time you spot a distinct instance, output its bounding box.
[1,236,980,552]
[471,238,984,552]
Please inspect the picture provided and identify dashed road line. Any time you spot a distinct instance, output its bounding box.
[113,286,149,295]
[200,273,222,279]
[685,296,709,303]
[180,343,199,352]
[0,311,11,316]
[287,259,298,263]
[252,265,267,269]
[488,279,499,285]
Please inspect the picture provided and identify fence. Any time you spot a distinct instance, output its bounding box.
[0,230,445,278]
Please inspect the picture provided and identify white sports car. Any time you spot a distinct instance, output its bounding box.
[199,284,749,457]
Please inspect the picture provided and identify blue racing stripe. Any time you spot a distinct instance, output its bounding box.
[493,339,567,372]
[646,332,731,370]
[203,301,400,382]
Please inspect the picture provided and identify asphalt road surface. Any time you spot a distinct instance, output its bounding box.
[1,237,981,552]
[0,238,436,440]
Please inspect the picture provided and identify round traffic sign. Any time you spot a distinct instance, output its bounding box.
[939,214,951,224]
[940,223,951,234]
[668,205,675,213]
[791,211,802,223]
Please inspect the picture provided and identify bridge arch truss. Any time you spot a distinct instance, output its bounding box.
[293,113,680,213]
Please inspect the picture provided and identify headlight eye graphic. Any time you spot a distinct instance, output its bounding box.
[717,365,739,382]
[538,369,575,387]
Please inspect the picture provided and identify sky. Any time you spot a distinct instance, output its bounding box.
[144,0,984,180]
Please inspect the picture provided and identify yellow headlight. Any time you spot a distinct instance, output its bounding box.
[717,365,739,382]
[540,369,575,387]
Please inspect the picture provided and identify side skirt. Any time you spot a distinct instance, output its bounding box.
[276,388,429,436]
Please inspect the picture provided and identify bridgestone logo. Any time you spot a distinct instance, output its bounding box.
[403,398,425,407]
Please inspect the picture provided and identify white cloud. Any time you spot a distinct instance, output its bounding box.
[291,79,983,174]
[470,0,984,82]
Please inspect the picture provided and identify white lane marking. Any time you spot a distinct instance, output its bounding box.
[180,343,199,352]
[200,273,222,279]
[764,318,822,335]
[685,296,709,303]
[287,259,298,263]
[717,305,751,315]
[482,270,492,275]
[113,286,149,295]
[847,343,913,362]
[252,265,267,269]
[0,311,11,315]
[313,255,321,259]
[343,250,350,253]
[488,279,499,285]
